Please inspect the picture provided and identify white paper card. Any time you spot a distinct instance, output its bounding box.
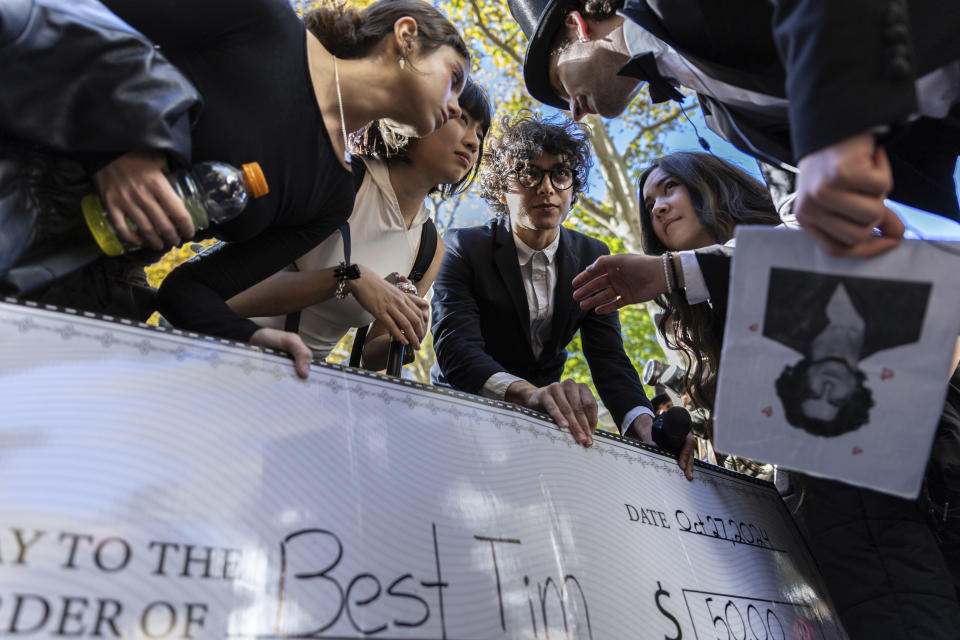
[714,228,960,498]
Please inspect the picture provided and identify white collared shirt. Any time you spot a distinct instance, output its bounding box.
[482,230,654,436]
[515,231,560,360]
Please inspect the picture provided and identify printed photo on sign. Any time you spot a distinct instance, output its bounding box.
[764,268,931,437]
[713,227,960,498]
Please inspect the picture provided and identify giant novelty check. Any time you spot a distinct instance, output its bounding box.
[0,300,846,639]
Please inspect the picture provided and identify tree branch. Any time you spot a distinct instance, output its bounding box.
[467,0,523,65]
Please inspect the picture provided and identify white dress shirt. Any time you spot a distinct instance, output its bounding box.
[482,230,654,435]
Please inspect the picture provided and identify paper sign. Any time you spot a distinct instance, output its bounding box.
[715,228,960,497]
[0,300,847,638]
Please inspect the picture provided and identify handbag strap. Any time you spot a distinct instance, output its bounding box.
[284,157,367,334]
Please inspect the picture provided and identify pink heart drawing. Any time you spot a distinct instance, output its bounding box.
[881,368,894,381]
[852,446,864,455]
[748,323,759,332]
[761,406,773,417]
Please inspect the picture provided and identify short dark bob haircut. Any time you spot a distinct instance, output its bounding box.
[352,79,492,199]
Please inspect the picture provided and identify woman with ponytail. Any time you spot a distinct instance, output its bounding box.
[227,80,493,368]
[93,0,470,375]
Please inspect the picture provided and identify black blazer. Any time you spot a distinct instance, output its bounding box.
[430,218,652,430]
[620,0,960,162]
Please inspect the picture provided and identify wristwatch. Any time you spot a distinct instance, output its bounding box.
[334,262,361,300]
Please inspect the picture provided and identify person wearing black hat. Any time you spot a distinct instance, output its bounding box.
[507,0,960,259]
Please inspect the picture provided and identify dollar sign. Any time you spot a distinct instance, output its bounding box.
[655,581,683,640]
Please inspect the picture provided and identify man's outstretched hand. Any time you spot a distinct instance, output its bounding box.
[795,132,904,257]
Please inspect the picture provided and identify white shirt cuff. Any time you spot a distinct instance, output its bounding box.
[481,372,524,401]
[620,405,655,437]
[679,250,710,305]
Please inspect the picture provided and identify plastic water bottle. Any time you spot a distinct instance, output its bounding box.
[82,161,269,256]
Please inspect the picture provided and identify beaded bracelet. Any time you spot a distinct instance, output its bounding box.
[661,252,674,294]
[667,251,681,291]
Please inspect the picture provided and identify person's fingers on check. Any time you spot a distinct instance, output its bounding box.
[250,328,312,379]
[677,433,696,482]
[538,388,569,431]
[550,385,584,443]
[561,379,594,447]
[580,383,599,434]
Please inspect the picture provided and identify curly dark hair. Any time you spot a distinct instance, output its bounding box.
[351,79,493,199]
[775,359,874,437]
[478,111,592,218]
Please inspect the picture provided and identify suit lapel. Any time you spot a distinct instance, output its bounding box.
[492,219,533,352]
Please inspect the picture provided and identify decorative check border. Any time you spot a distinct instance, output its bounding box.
[0,297,777,499]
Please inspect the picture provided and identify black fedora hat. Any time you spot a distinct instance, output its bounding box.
[508,0,572,110]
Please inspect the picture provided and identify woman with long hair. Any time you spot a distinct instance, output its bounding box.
[93,0,471,375]
[227,80,492,368]
[572,152,781,474]
[636,152,781,417]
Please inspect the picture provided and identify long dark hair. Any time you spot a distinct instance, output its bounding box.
[352,79,492,199]
[304,0,469,66]
[638,152,781,420]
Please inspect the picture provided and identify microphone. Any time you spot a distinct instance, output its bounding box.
[651,406,692,455]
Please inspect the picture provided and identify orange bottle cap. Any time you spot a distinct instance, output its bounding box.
[241,162,269,198]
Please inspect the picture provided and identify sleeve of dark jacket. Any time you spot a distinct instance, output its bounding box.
[0,0,201,169]
[430,228,511,394]
[579,240,653,430]
[769,0,940,158]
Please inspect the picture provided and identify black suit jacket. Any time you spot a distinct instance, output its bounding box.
[620,0,960,162]
[430,218,652,430]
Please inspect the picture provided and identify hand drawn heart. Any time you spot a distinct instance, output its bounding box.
[881,368,894,381]
[761,406,773,417]
[852,446,864,455]
[748,323,759,332]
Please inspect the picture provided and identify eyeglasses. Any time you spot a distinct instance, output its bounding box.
[512,164,575,191]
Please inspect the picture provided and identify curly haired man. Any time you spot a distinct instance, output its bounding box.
[430,112,667,460]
